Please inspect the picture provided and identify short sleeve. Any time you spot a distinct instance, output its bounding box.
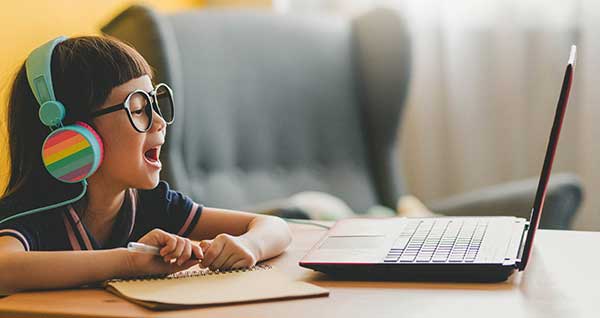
[0,221,37,251]
[138,181,204,237]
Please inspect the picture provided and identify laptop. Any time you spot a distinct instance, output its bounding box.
[299,45,577,282]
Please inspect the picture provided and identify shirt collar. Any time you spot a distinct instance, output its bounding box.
[62,189,137,250]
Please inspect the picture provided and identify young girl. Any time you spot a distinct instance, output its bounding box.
[0,36,292,294]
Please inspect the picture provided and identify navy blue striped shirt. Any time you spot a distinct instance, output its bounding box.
[0,181,203,251]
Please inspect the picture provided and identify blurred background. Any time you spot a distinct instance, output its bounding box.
[1,0,598,230]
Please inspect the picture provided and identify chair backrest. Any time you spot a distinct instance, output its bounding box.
[102,6,411,213]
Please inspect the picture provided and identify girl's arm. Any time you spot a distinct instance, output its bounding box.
[238,214,293,261]
[0,228,202,294]
[188,207,292,268]
[0,239,131,294]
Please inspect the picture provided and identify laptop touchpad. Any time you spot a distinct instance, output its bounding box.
[319,235,385,249]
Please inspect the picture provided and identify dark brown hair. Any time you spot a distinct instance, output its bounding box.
[0,36,153,217]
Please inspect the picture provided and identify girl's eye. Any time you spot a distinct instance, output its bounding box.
[128,92,148,115]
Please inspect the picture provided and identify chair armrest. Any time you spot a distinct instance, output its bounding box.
[427,173,584,229]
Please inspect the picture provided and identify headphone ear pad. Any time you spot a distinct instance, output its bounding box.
[41,121,104,183]
[74,121,104,161]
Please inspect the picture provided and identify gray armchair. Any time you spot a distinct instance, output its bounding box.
[102,5,583,229]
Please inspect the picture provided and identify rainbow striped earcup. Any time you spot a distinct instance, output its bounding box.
[41,121,104,183]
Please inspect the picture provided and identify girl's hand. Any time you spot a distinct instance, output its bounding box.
[126,228,203,276]
[199,234,259,271]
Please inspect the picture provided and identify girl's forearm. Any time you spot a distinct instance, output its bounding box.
[240,216,292,261]
[0,248,132,294]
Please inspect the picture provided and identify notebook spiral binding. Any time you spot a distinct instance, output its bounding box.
[108,264,273,283]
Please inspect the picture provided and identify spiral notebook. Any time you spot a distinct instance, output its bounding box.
[103,264,329,310]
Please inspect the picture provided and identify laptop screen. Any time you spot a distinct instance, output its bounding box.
[519,45,576,271]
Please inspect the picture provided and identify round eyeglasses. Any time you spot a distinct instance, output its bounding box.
[90,83,175,133]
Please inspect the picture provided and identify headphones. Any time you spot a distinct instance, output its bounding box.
[0,36,104,225]
[27,36,104,182]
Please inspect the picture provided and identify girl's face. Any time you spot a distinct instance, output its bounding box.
[90,75,167,191]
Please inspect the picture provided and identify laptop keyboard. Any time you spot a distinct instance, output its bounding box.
[383,219,489,263]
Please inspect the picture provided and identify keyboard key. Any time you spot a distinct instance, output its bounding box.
[385,218,490,265]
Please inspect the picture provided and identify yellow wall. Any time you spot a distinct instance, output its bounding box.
[0,0,205,193]
[205,0,271,6]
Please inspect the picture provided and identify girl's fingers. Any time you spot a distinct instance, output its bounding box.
[200,240,224,269]
[212,251,235,270]
[159,256,197,274]
[192,243,204,260]
[178,240,193,265]
[230,259,248,269]
[159,234,177,257]
[165,236,186,262]
[222,255,243,270]
[199,240,211,253]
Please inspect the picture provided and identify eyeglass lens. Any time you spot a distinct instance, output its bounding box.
[127,86,174,132]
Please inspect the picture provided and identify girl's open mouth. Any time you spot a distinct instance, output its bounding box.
[143,147,162,168]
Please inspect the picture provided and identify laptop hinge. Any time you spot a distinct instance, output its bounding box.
[514,222,530,270]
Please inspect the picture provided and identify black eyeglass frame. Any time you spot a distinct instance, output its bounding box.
[89,83,175,133]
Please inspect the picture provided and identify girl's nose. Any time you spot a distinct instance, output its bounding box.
[150,107,167,132]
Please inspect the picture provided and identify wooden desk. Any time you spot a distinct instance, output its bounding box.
[0,223,598,318]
